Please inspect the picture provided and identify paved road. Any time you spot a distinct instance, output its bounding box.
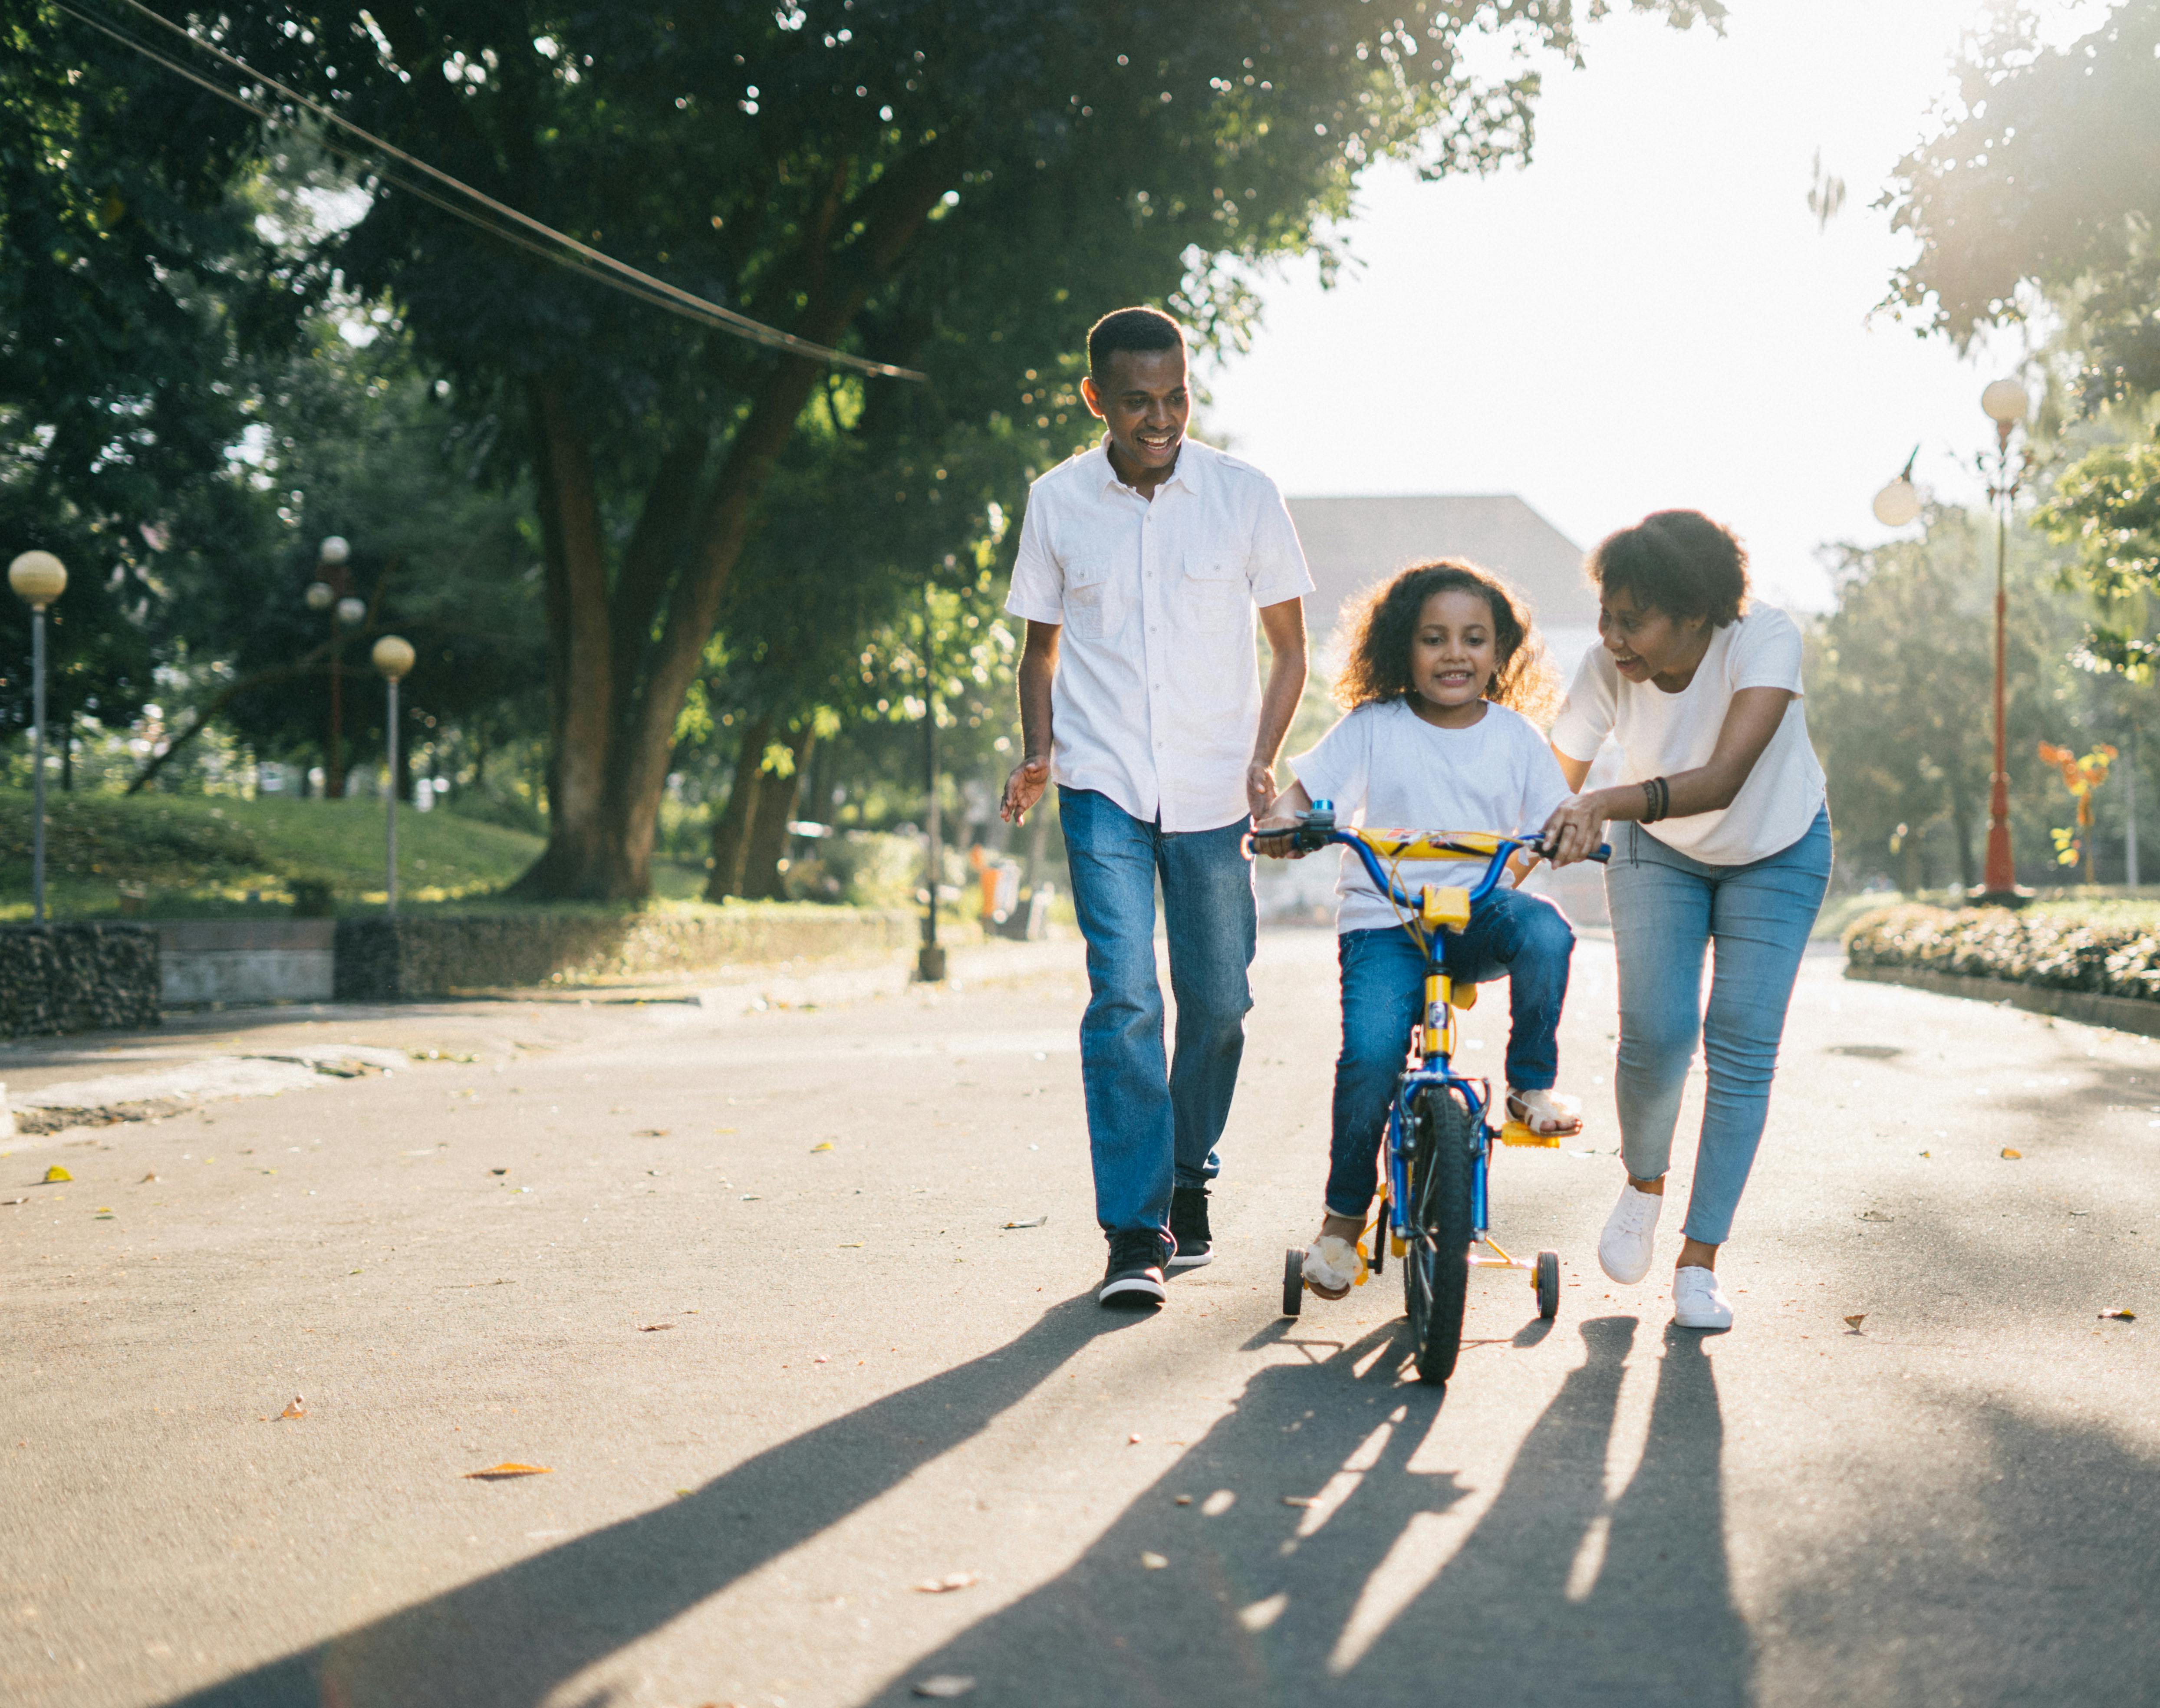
[4,929,2157,1708]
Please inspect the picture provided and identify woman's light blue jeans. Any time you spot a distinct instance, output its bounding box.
[1059,788,1257,1240]
[1327,888,1575,1218]
[1605,807,1831,1246]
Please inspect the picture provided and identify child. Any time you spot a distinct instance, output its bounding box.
[1258,560,1580,1300]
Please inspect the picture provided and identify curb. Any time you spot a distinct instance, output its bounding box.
[1843,961,2160,1040]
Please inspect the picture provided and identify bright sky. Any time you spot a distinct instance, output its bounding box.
[1202,0,2101,612]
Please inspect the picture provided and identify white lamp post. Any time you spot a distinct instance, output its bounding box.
[10,551,68,922]
[1977,377,2032,902]
[372,635,415,915]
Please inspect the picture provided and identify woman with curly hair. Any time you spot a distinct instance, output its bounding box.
[1540,510,1830,1332]
[1256,559,1580,1300]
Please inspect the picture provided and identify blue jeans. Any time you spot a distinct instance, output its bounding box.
[1326,887,1576,1218]
[1059,788,1257,1238]
[1605,807,1831,1246]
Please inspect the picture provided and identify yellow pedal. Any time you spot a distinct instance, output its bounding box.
[1497,1119,1562,1149]
[1390,1234,1406,1257]
[1451,981,1478,1012]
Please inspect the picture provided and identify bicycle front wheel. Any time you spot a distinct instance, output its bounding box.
[1403,1083,1478,1385]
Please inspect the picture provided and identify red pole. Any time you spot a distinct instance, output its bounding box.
[1981,429,2017,899]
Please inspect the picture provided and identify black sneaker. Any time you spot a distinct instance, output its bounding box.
[1099,1229,1169,1309]
[1168,1185,1214,1269]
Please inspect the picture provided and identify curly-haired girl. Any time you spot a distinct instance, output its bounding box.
[1258,559,1581,1300]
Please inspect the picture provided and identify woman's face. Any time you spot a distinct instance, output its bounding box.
[1598,586,1709,685]
[1410,589,1501,712]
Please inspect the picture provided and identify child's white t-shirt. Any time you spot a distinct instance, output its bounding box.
[1289,699,1572,935]
[1548,605,1826,866]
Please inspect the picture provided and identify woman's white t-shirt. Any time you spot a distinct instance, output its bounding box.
[1290,699,1572,935]
[1548,605,1827,866]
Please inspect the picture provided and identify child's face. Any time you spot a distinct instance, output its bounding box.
[1409,589,1501,712]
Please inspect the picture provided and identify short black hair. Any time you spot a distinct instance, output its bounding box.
[1087,306,1185,381]
[1587,509,1750,629]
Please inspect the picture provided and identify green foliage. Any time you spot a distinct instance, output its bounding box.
[0,786,543,917]
[1883,0,2160,409]
[1806,506,2140,891]
[2037,428,2160,673]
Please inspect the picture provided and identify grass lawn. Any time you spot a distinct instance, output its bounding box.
[0,790,711,920]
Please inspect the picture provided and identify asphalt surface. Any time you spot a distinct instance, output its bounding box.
[3,927,2157,1708]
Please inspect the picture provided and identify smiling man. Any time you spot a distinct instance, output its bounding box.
[1001,306,1313,1308]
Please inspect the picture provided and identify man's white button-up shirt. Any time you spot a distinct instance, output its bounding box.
[1004,438,1314,833]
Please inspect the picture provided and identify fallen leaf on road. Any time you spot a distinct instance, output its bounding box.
[1857,1211,1894,1223]
[1128,1433,1142,1444]
[140,1172,158,1183]
[42,1165,71,1183]
[635,1129,670,1138]
[1002,1216,1049,1229]
[740,1194,762,1201]
[913,1678,976,1700]
[810,1142,834,1152]
[912,1572,979,1594]
[714,1127,737,1134]
[1175,1494,1193,1506]
[1919,1151,1930,1158]
[2001,1148,2022,1159]
[1844,1314,1867,1331]
[463,1463,552,1480]
[639,1323,673,1333]
[1281,1496,1317,1508]
[0,1197,24,1206]
[838,1241,864,1247]
[2100,1309,2137,1321]
[491,1168,508,1176]
[279,1397,307,1419]
[1140,1552,1168,1570]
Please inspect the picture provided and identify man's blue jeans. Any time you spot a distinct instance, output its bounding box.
[1605,808,1831,1246]
[1326,888,1575,1218]
[1059,788,1256,1239]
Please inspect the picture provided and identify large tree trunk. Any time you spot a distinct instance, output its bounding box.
[740,726,816,901]
[511,150,956,901]
[704,715,773,901]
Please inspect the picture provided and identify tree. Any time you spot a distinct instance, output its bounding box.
[44,0,1721,897]
[1883,0,2160,410]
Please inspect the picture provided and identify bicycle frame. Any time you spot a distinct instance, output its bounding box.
[1250,801,1598,1281]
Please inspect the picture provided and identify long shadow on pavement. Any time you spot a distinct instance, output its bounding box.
[864,1314,1753,1706]
[158,1293,1127,1708]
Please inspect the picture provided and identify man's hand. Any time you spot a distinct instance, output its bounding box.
[1541,792,1611,869]
[1245,759,1277,823]
[1001,755,1052,824]
[1250,811,1309,861]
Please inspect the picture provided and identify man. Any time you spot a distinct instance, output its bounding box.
[1000,306,1312,1308]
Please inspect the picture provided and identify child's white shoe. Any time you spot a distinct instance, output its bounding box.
[1304,1231,1365,1300]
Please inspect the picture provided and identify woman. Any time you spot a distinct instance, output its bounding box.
[1541,510,1830,1330]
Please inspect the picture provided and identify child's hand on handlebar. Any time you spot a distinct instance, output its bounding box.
[1540,794,1610,868]
[1251,813,1310,859]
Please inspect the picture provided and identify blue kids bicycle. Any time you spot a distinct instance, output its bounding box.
[1252,802,1608,1385]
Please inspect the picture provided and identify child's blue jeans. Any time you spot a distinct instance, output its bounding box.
[1325,887,1575,1219]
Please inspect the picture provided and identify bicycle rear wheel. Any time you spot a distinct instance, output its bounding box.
[1402,1084,1477,1385]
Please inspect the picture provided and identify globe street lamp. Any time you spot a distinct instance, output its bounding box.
[372,635,415,916]
[1872,446,1922,528]
[1978,377,2033,905]
[312,536,353,798]
[9,550,67,922]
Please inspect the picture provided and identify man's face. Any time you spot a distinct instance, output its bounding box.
[1080,346,1190,474]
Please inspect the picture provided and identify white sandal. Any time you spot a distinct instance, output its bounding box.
[1304,1217,1367,1300]
[1507,1088,1584,1138]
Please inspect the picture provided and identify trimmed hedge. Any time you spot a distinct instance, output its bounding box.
[1844,904,2160,1004]
[0,923,161,1037]
[335,905,917,999]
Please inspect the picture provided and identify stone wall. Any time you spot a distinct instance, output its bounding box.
[0,923,161,1037]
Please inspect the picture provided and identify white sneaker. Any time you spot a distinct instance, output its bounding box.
[1597,1181,1663,1283]
[1673,1265,1734,1330]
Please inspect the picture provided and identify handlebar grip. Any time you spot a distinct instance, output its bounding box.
[1591,842,1612,864]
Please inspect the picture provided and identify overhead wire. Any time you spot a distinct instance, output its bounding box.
[48,0,927,382]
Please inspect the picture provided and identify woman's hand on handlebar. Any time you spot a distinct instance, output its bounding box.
[1541,792,1611,868]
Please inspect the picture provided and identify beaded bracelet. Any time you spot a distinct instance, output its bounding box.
[1640,776,1671,823]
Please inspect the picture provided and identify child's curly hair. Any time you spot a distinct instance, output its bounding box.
[1331,559,1561,725]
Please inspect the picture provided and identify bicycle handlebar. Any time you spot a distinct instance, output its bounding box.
[1245,803,1610,921]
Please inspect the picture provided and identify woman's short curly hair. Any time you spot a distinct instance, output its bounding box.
[1332,559,1561,724]
[1587,509,1750,629]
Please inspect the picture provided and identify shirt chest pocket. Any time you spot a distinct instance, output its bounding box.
[1062,557,1119,641]
[1180,558,1246,633]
